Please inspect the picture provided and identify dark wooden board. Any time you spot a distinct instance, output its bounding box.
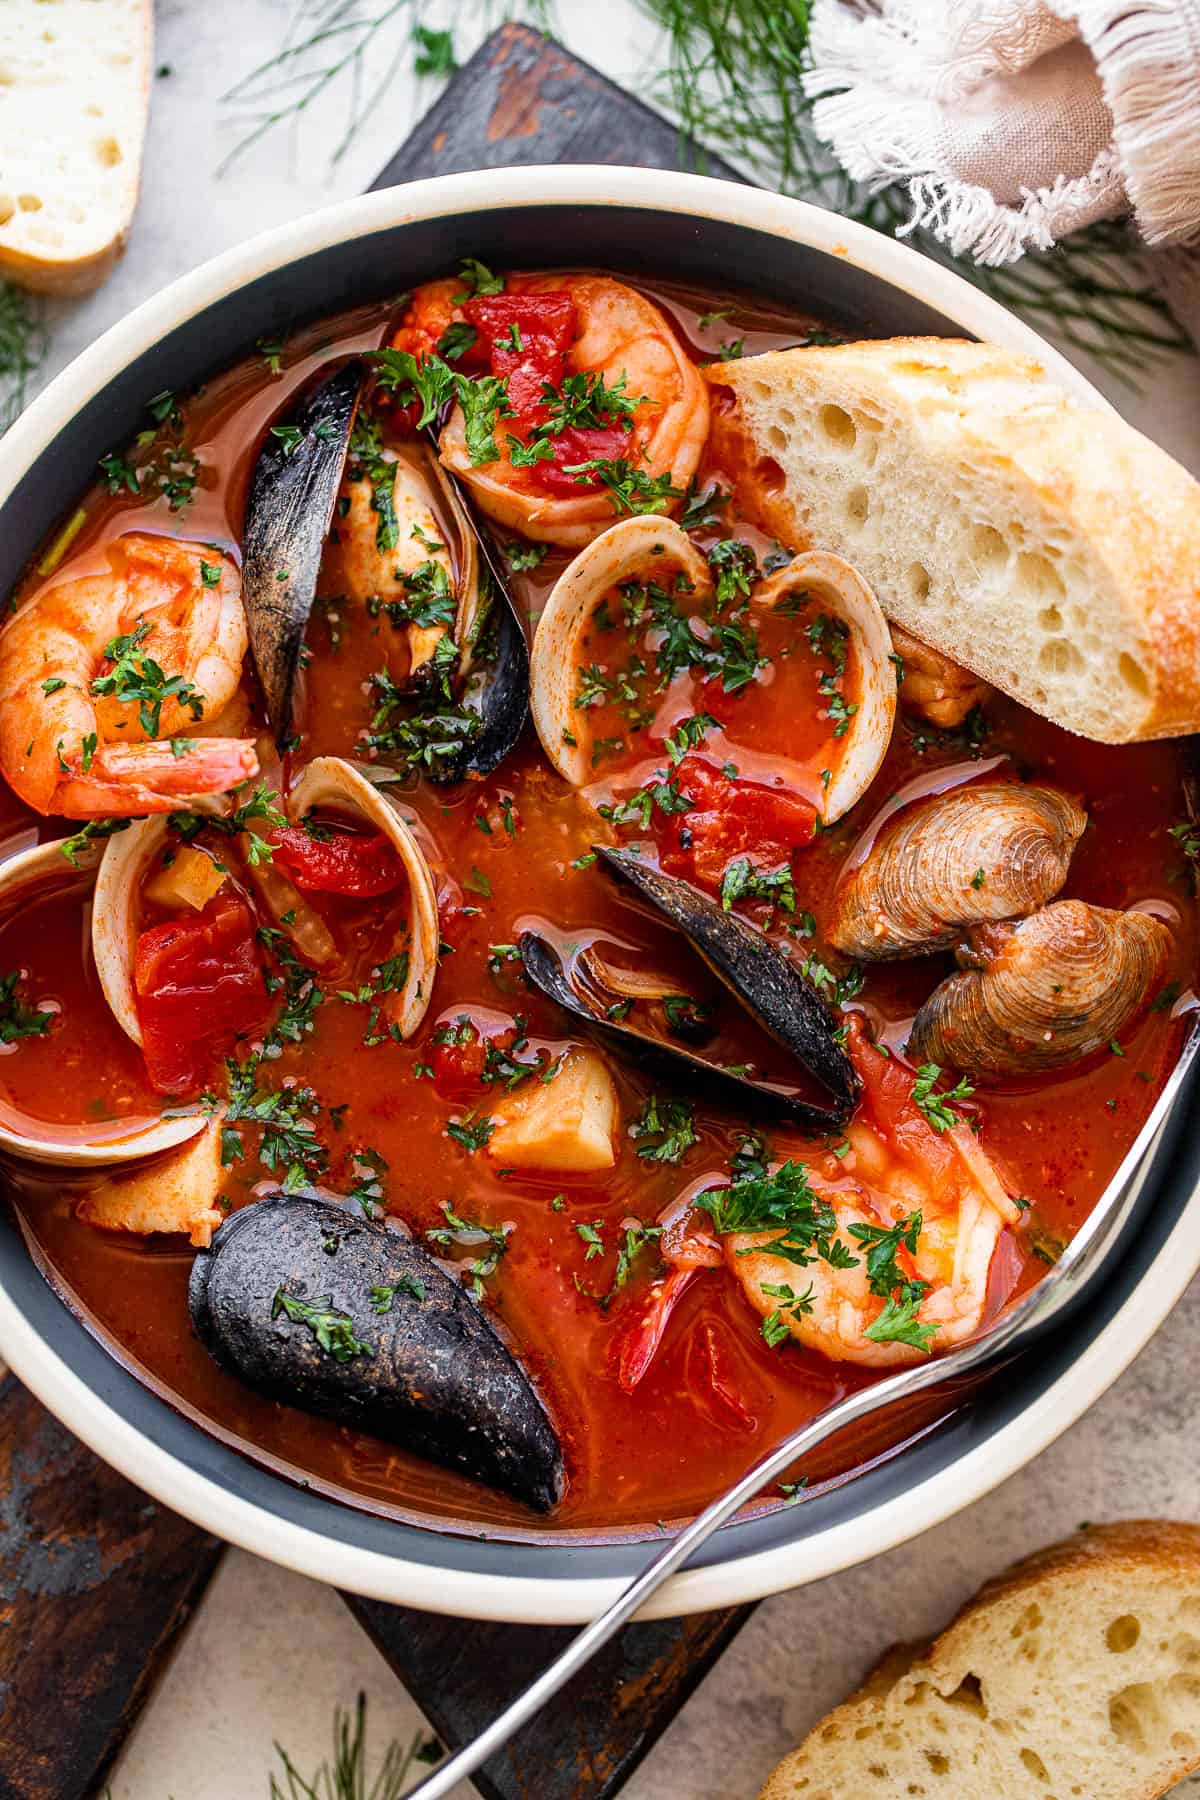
[346,1596,755,1800]
[0,1374,222,1800]
[371,21,747,191]
[351,25,757,1800]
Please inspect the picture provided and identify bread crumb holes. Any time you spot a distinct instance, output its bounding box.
[1106,1614,1140,1653]
[819,404,856,450]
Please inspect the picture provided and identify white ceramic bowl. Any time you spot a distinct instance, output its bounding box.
[0,167,1194,1624]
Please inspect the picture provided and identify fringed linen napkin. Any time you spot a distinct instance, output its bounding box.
[805,0,1200,265]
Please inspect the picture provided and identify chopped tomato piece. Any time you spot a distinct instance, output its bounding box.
[134,892,270,1095]
[430,1021,489,1101]
[264,826,406,897]
[531,423,635,496]
[616,1265,699,1393]
[463,292,577,359]
[655,755,817,891]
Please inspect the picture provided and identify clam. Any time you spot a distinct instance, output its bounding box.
[829,783,1087,961]
[908,900,1172,1078]
[750,551,896,823]
[285,757,440,1038]
[189,1191,565,1512]
[530,517,712,786]
[0,838,204,1166]
[520,845,858,1129]
[530,525,895,824]
[242,361,363,748]
[93,756,440,1050]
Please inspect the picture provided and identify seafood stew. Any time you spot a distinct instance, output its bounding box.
[0,267,1194,1537]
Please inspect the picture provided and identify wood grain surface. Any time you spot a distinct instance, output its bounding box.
[0,1375,222,1800]
[346,1594,755,1800]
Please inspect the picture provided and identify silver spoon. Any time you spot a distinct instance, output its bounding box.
[407,1014,1200,1799]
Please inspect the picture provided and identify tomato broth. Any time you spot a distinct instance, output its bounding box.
[0,271,1195,1538]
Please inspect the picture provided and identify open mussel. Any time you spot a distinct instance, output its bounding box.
[242,362,530,782]
[521,846,857,1129]
[908,900,1172,1078]
[242,361,363,749]
[189,1192,565,1512]
[830,783,1087,960]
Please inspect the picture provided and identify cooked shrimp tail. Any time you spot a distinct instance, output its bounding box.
[51,737,259,817]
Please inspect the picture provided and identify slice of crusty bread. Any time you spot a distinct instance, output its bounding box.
[0,0,152,296]
[761,1520,1200,1800]
[705,341,1200,744]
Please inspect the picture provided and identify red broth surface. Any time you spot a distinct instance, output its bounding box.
[1,275,1195,1539]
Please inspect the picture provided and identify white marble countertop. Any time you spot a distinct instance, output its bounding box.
[15,3,1200,1795]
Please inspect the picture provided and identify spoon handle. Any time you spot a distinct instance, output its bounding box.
[403,1358,952,1800]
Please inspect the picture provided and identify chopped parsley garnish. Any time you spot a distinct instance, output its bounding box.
[911,1063,975,1133]
[0,969,51,1044]
[271,1288,372,1363]
[630,1094,699,1164]
[91,619,205,737]
[446,1115,495,1154]
[59,815,132,868]
[426,1201,508,1298]
[452,258,504,302]
[369,1274,426,1312]
[506,539,549,572]
[719,857,796,914]
[563,457,684,518]
[707,538,758,610]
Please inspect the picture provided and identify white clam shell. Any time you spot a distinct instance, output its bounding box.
[0,838,203,1166]
[749,551,896,823]
[286,756,440,1039]
[530,517,712,786]
[93,760,441,1055]
[530,525,894,821]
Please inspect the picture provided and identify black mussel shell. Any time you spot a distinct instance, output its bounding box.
[432,572,530,784]
[242,361,363,748]
[188,1193,565,1512]
[587,845,858,1121]
[520,925,852,1132]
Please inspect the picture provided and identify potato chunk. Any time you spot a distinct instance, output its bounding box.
[486,1047,618,1172]
[143,844,226,913]
[77,1119,226,1247]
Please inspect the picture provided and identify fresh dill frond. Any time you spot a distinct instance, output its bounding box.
[220,0,555,174]
[635,0,1192,383]
[0,282,47,433]
[268,1691,442,1799]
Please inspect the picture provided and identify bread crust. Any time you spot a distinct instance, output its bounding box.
[760,1520,1200,1800]
[705,341,1200,744]
[0,0,152,297]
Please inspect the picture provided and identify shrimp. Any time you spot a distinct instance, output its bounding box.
[402,273,710,548]
[0,532,258,817]
[891,623,992,729]
[730,1022,1022,1367]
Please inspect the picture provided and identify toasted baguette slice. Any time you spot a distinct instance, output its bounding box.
[705,341,1200,743]
[0,0,152,296]
[762,1520,1200,1800]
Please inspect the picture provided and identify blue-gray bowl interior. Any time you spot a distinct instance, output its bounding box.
[2,201,1197,1586]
